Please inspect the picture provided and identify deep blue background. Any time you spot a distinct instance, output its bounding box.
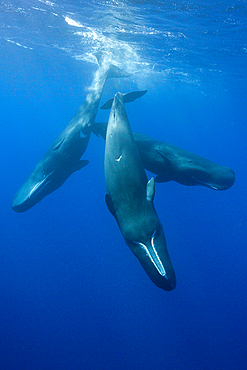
[1,2,247,369]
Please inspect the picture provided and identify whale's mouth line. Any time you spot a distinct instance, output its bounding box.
[131,230,168,278]
[28,175,51,199]
[192,176,219,190]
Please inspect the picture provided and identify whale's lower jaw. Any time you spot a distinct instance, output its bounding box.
[137,255,176,291]
[130,234,168,279]
[125,238,176,291]
[11,175,53,213]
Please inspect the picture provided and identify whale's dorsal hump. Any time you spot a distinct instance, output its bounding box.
[146,177,155,202]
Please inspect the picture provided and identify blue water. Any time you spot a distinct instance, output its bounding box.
[1,1,247,369]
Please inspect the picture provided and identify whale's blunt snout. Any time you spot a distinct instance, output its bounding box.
[223,168,235,189]
[211,167,235,191]
[164,277,176,291]
[192,166,235,191]
[11,192,31,213]
[11,184,39,212]
[11,174,52,213]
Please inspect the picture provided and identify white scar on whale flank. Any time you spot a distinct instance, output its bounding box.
[116,155,122,162]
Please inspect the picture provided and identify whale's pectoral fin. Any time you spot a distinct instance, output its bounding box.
[73,160,89,172]
[154,174,172,183]
[105,193,116,217]
[146,177,155,202]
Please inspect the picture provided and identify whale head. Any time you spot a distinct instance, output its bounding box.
[125,222,176,291]
[190,166,235,190]
[11,164,57,213]
[11,155,89,213]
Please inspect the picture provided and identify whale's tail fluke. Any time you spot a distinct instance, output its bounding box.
[100,90,148,110]
[107,64,131,79]
[94,52,131,79]
[93,90,148,138]
[93,122,108,140]
[95,51,105,66]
